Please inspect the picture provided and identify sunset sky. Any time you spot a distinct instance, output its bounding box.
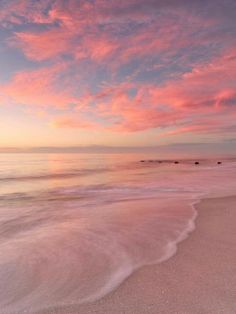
[0,0,236,152]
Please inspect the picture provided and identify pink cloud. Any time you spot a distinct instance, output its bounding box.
[75,36,119,62]
[1,0,236,139]
[10,29,71,61]
[4,0,213,66]
[2,43,236,135]
[151,48,236,113]
[56,47,236,133]
[0,64,76,109]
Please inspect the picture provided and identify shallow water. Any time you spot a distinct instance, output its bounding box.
[0,153,235,313]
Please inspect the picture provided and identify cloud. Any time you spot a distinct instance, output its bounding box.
[10,29,71,61]
[0,63,76,109]
[52,47,236,133]
[0,0,53,26]
[0,0,236,139]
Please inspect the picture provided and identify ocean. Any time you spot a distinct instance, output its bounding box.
[0,153,235,313]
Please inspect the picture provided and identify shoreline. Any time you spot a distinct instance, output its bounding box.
[44,195,236,314]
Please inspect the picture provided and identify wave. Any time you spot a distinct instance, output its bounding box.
[0,198,198,313]
[0,168,109,183]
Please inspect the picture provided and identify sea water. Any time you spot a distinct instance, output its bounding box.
[0,153,235,313]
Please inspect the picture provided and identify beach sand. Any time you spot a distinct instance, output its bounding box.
[42,196,236,314]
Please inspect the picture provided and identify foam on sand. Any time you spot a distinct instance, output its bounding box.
[0,198,198,313]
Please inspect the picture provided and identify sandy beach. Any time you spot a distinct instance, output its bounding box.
[44,195,236,314]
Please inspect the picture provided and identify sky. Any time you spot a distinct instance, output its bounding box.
[0,0,236,153]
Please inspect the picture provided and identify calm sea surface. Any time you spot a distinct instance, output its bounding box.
[0,153,235,313]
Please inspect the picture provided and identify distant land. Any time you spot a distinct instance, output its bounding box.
[1,142,236,157]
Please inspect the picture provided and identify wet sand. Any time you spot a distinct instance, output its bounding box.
[41,196,236,314]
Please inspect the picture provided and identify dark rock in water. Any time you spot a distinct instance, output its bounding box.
[195,162,199,165]
[140,159,163,163]
[174,161,179,164]
[217,161,222,164]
